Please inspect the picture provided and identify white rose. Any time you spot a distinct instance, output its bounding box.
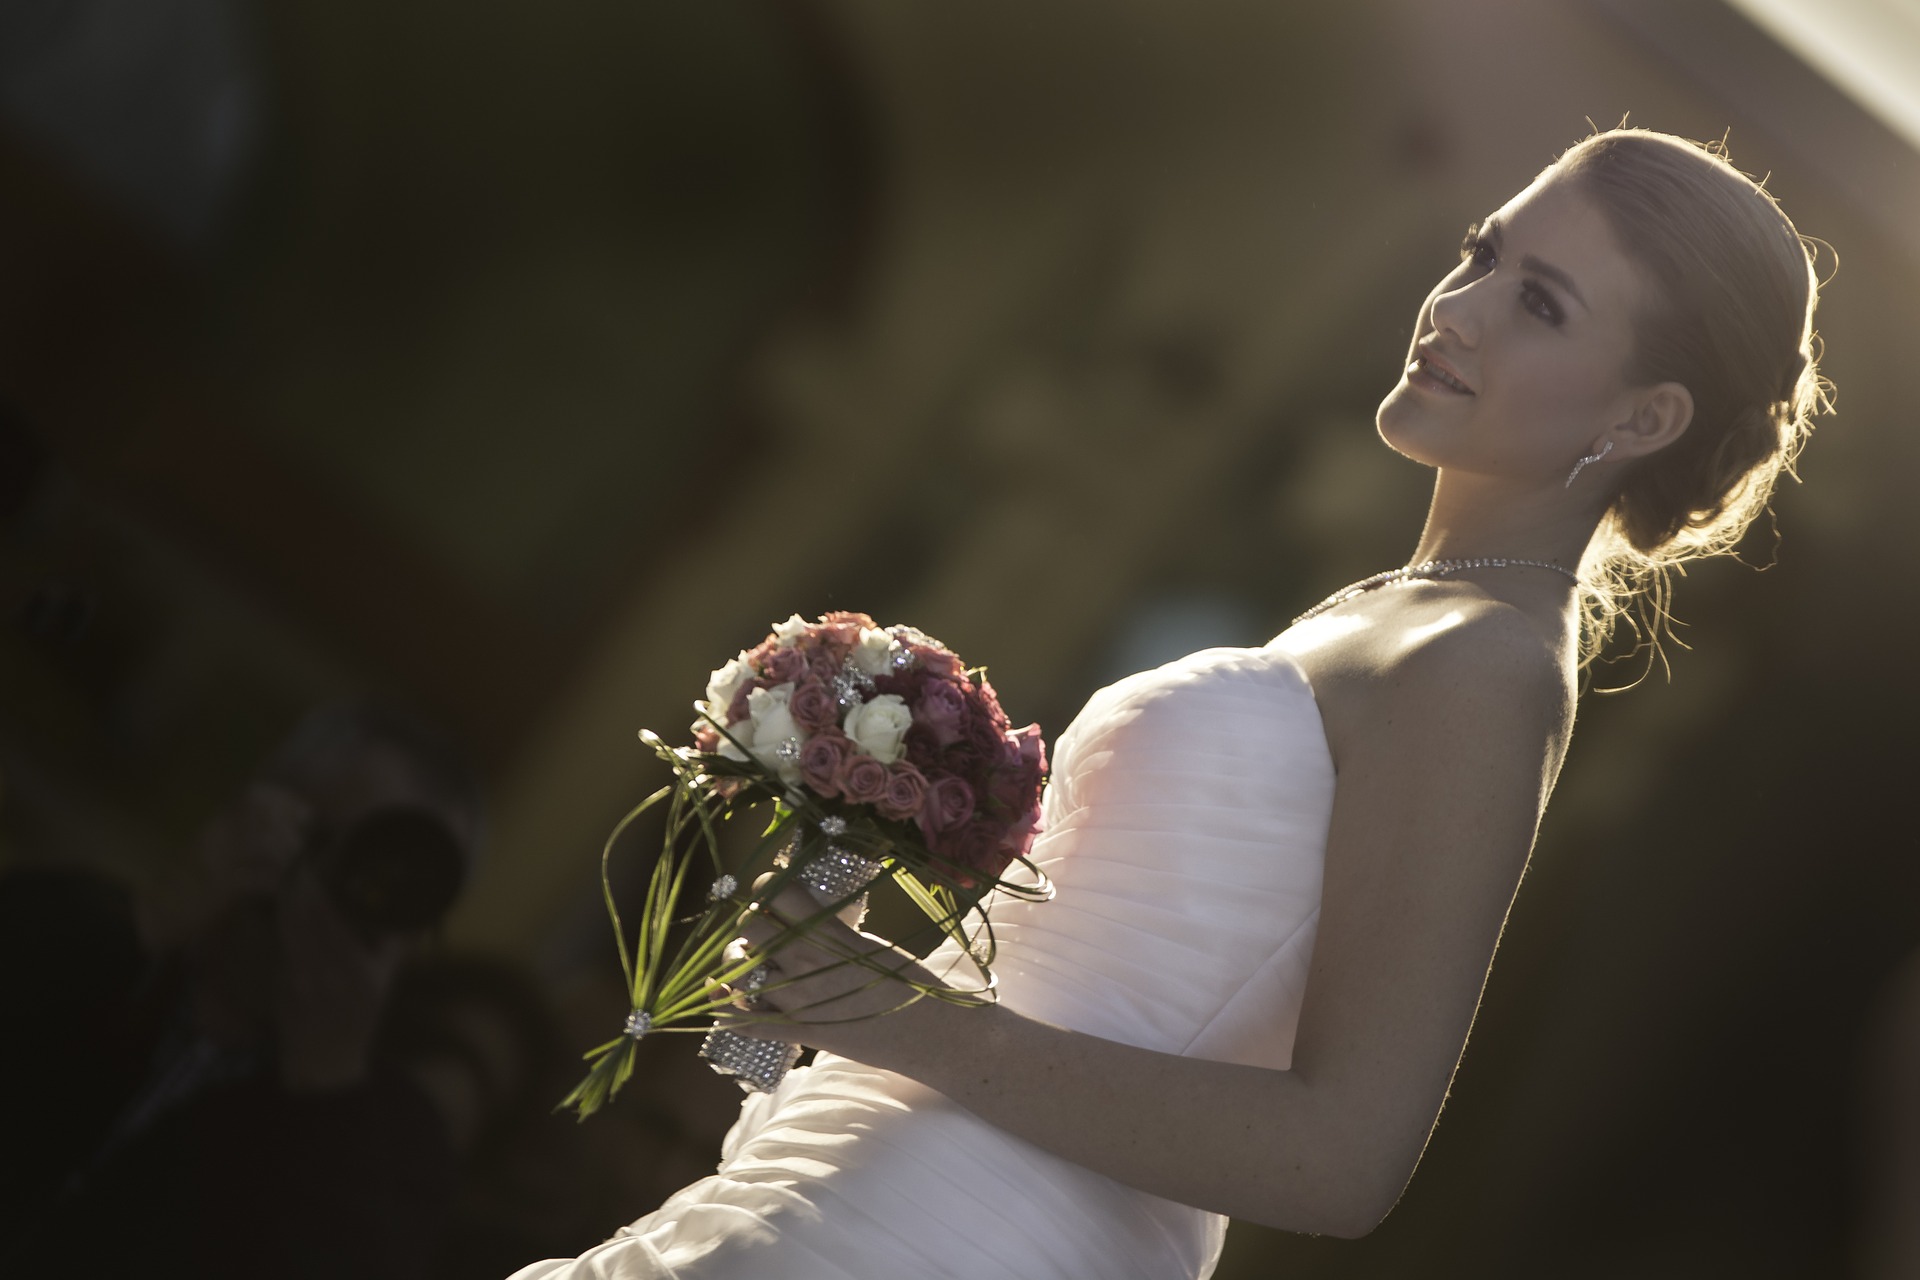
[850,627,894,677]
[701,653,754,723]
[713,718,752,762]
[747,683,804,782]
[843,693,912,765]
[772,613,810,649]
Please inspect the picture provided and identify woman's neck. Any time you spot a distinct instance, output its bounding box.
[1409,468,1605,571]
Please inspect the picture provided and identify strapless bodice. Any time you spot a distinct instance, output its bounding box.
[969,642,1334,1071]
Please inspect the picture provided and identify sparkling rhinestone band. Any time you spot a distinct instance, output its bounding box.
[797,847,885,900]
[741,964,770,1008]
[699,1028,802,1093]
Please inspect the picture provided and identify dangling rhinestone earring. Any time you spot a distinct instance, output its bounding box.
[1564,439,1614,488]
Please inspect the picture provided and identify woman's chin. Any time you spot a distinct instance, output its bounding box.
[1375,395,1441,466]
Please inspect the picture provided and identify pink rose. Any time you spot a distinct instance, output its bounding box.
[760,647,806,684]
[1011,722,1047,775]
[692,722,721,754]
[913,677,967,746]
[725,683,756,726]
[917,647,964,680]
[919,774,975,836]
[984,725,1044,814]
[799,730,851,797]
[815,611,873,652]
[877,761,929,822]
[838,754,890,806]
[807,648,842,683]
[995,730,1024,772]
[1002,809,1042,860]
[789,678,840,735]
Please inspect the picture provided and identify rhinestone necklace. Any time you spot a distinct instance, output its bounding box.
[1292,557,1579,626]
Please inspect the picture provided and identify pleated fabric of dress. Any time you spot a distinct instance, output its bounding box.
[509,642,1335,1280]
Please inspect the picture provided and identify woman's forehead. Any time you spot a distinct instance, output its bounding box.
[1486,175,1648,317]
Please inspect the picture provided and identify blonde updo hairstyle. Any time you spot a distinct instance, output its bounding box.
[1550,128,1830,662]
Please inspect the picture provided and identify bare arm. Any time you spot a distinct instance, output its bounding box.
[738,613,1568,1238]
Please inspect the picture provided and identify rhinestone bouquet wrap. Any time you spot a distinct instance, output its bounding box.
[561,612,1050,1119]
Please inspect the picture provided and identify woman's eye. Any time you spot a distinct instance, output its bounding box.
[1521,282,1564,326]
[1458,225,1495,269]
[1456,222,1563,326]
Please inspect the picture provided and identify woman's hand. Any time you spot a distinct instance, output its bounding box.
[720,882,943,1063]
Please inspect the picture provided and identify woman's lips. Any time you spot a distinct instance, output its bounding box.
[1408,353,1474,394]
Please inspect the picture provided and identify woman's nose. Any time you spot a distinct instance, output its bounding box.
[1428,279,1482,347]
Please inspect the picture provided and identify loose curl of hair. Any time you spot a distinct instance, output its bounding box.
[1549,128,1832,669]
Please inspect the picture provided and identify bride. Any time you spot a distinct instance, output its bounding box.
[510,127,1826,1278]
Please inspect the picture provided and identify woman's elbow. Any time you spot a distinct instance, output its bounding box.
[1283,1187,1398,1241]
[1328,1138,1420,1238]
[1317,1190,1399,1240]
[1247,1140,1415,1239]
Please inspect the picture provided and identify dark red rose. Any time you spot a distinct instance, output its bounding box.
[876,761,929,822]
[986,763,1032,814]
[963,705,1005,761]
[807,648,842,683]
[872,667,928,703]
[761,647,806,684]
[904,724,941,771]
[941,736,984,782]
[799,730,851,797]
[919,774,975,835]
[838,753,890,806]
[914,677,967,746]
[789,678,840,735]
[938,818,1005,879]
[974,675,1011,731]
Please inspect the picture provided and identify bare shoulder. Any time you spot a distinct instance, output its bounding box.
[1281,586,1574,769]
[1387,597,1568,712]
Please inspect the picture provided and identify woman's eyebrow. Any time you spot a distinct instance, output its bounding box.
[1483,217,1592,314]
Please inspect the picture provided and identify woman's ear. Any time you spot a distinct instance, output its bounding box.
[1611,381,1693,460]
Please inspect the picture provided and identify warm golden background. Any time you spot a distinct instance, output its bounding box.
[3,0,1916,1275]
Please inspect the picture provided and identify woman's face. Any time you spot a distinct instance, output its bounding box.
[1376,170,1653,485]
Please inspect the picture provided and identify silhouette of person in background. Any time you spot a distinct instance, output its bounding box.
[0,702,483,1278]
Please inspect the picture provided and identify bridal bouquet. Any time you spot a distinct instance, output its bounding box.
[562,611,1049,1118]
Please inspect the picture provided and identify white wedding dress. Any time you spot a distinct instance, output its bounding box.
[510,640,1335,1280]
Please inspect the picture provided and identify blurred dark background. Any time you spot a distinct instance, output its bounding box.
[1,0,1916,1276]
